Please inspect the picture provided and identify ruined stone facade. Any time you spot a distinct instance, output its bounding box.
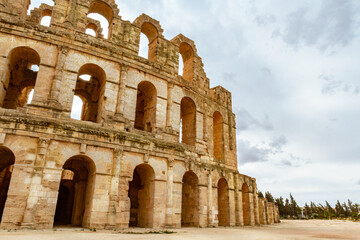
[0,0,279,229]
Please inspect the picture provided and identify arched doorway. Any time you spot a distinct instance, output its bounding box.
[181,171,199,227]
[0,147,15,222]
[218,178,229,226]
[54,155,96,227]
[242,183,251,225]
[128,164,155,228]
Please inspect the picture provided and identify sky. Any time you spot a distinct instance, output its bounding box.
[29,0,360,206]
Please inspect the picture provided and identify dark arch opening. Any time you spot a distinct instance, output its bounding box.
[128,164,155,228]
[181,171,199,227]
[180,97,196,146]
[242,183,251,226]
[0,146,15,222]
[218,178,230,226]
[213,111,224,161]
[134,81,157,132]
[54,155,96,227]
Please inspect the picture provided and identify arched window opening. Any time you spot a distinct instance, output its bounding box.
[218,178,230,226]
[88,1,113,39]
[134,81,157,132]
[54,156,96,227]
[178,53,184,76]
[181,171,199,227]
[213,111,224,161]
[0,147,15,222]
[1,47,40,109]
[70,95,84,120]
[40,16,51,27]
[242,183,251,226]
[40,9,52,27]
[139,22,158,61]
[180,97,196,146]
[138,33,149,59]
[85,28,97,37]
[179,42,194,81]
[128,164,155,228]
[72,64,106,123]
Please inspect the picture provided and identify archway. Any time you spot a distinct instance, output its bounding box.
[87,0,113,38]
[0,147,15,222]
[139,22,158,61]
[71,64,106,123]
[181,171,199,227]
[1,47,40,109]
[134,81,157,132]
[128,164,155,228]
[179,42,194,81]
[218,178,229,226]
[242,183,251,225]
[54,155,96,227]
[180,97,196,146]
[213,111,224,161]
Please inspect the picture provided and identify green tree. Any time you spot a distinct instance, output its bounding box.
[265,191,275,203]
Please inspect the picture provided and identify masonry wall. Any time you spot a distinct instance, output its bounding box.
[0,0,279,229]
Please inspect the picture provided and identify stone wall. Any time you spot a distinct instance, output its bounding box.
[0,0,279,229]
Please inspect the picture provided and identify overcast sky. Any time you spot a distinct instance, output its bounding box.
[30,0,360,206]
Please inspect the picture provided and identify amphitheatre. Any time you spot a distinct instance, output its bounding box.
[0,0,279,230]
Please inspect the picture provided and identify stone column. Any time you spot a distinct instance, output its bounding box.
[234,175,242,226]
[165,82,174,129]
[106,148,122,229]
[21,138,50,228]
[207,169,214,226]
[165,158,174,227]
[249,192,255,226]
[115,65,129,116]
[47,46,69,109]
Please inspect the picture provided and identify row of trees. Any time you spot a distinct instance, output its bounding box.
[258,191,360,220]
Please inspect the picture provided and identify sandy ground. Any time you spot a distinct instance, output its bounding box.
[0,220,359,240]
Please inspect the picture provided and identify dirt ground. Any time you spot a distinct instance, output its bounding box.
[0,220,359,240]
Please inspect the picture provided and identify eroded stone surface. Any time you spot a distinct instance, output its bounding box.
[0,0,279,229]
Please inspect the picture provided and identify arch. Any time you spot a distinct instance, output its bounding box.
[1,47,40,109]
[72,64,106,123]
[87,0,114,38]
[54,155,96,227]
[218,177,230,226]
[0,146,15,222]
[180,97,196,146]
[128,164,155,228]
[40,9,52,27]
[85,22,98,37]
[179,42,194,81]
[134,81,157,132]
[213,111,224,161]
[242,183,251,226]
[139,22,158,61]
[181,171,199,227]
